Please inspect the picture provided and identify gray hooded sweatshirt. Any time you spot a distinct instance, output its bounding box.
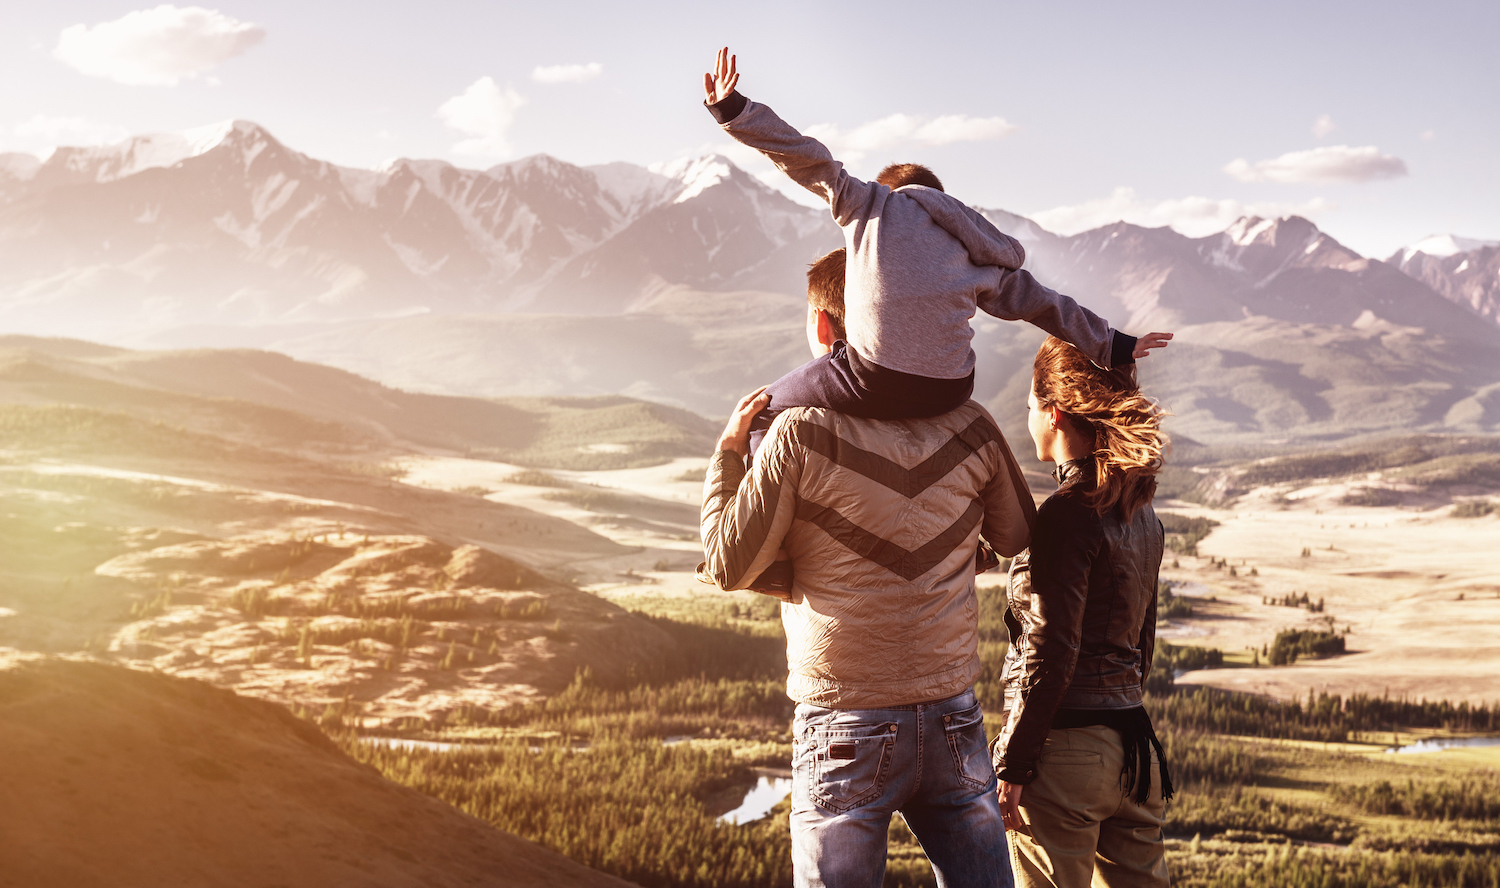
[711,94,1125,377]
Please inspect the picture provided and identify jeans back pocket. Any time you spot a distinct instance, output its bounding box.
[809,722,897,814]
[942,702,994,791]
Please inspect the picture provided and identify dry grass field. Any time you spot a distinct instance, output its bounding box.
[1158,485,1500,705]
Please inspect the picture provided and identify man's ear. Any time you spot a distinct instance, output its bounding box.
[815,310,838,348]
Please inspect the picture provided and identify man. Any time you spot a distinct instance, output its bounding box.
[701,248,1035,888]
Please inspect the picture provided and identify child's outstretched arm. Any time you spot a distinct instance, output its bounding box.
[976,267,1172,368]
[701,47,878,226]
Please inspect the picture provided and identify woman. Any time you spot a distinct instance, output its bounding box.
[991,336,1174,887]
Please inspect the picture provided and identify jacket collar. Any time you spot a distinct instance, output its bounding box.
[1051,458,1092,490]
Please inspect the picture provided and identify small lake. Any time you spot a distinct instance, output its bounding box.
[366,737,473,753]
[361,736,795,821]
[1386,736,1500,754]
[720,774,793,825]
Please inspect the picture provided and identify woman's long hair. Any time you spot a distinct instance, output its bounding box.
[1032,336,1167,519]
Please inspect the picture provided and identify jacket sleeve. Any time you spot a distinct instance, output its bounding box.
[700,413,803,591]
[976,268,1126,368]
[993,495,1103,784]
[1138,517,1164,685]
[976,418,1036,558]
[710,93,881,228]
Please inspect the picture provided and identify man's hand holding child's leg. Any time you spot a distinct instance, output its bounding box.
[717,386,769,458]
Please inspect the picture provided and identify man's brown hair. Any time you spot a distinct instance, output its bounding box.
[806,248,847,340]
[876,163,944,192]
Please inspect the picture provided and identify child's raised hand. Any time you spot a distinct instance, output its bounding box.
[703,46,739,104]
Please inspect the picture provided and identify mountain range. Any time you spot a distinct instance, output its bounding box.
[1,120,1497,444]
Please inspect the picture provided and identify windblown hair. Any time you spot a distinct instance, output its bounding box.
[806,248,847,340]
[876,163,944,192]
[1032,336,1167,519]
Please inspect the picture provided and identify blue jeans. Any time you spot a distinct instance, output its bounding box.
[791,689,1013,888]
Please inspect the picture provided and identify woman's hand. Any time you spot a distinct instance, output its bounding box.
[997,780,1024,831]
[717,386,769,457]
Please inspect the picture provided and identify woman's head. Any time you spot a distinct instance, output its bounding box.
[1029,336,1167,518]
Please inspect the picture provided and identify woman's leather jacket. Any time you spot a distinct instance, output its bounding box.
[991,460,1164,784]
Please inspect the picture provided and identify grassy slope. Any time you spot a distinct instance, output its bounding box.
[0,656,635,888]
[0,335,717,469]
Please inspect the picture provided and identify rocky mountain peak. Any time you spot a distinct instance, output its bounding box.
[1394,233,1500,264]
[1211,215,1362,279]
[649,154,745,203]
[1386,233,1500,326]
[34,119,282,188]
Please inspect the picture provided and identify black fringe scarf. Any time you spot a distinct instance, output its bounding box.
[1053,706,1175,803]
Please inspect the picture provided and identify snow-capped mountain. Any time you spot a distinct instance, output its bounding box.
[1004,213,1490,342]
[0,121,832,338]
[1387,235,1500,326]
[542,154,836,312]
[1,119,1498,442]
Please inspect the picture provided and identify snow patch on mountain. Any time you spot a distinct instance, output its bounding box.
[49,120,267,184]
[1398,234,1500,263]
[213,211,260,249]
[651,155,734,204]
[1228,216,1277,246]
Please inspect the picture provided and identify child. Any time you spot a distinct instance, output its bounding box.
[702,48,1170,450]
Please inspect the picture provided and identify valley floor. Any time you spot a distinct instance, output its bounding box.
[1160,491,1500,706]
[394,452,1500,708]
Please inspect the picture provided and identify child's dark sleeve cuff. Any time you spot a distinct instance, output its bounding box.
[705,91,748,124]
[1111,331,1138,367]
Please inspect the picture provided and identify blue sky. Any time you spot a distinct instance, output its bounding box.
[3,0,1496,258]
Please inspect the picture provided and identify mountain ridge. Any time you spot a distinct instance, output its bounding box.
[2,121,1498,446]
[6,118,1494,342]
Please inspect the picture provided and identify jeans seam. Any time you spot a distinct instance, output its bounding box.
[913,709,925,797]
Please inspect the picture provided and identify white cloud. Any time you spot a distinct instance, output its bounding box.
[1421,130,1436,141]
[915,115,1019,145]
[1032,186,1332,238]
[8,115,130,155]
[803,112,1016,164]
[437,77,527,159]
[1312,113,1336,139]
[531,62,602,84]
[53,5,265,87]
[1224,145,1407,184]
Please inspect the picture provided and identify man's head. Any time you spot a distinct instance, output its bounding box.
[806,248,846,357]
[876,163,944,192]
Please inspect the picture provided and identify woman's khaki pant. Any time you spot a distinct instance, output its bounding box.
[1007,724,1170,888]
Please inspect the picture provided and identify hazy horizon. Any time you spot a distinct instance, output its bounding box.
[2,0,1496,259]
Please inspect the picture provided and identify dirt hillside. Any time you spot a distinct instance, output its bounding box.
[0,655,637,888]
